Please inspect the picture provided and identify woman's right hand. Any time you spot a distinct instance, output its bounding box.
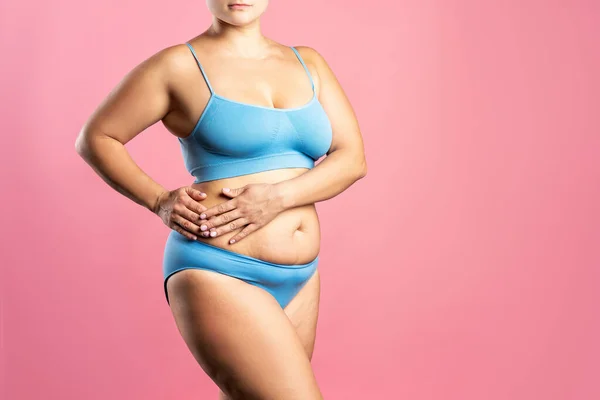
[153,187,208,240]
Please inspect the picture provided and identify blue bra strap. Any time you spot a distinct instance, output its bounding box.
[290,47,315,93]
[185,42,214,94]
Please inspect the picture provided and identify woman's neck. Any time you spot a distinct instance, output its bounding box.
[206,17,270,58]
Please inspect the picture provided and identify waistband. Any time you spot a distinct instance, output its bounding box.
[169,230,319,269]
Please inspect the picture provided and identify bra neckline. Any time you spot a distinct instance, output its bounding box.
[211,91,318,112]
[179,91,323,142]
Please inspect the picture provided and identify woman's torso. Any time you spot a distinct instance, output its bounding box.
[191,170,321,265]
[161,36,328,264]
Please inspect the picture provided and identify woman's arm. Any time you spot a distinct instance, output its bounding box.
[198,47,367,243]
[75,48,173,212]
[273,46,367,210]
[75,45,209,239]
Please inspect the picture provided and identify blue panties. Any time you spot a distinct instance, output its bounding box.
[162,230,319,308]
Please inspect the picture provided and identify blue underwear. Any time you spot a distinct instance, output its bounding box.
[162,230,319,308]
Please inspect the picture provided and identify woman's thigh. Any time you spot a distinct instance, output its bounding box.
[219,269,322,400]
[166,268,323,400]
[283,269,321,360]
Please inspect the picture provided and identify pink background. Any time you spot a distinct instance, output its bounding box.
[2,1,599,399]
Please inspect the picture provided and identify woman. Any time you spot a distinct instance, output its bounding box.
[75,0,367,398]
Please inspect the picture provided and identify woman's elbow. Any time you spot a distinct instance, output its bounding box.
[74,131,90,158]
[75,129,103,161]
[356,158,367,179]
[358,163,367,179]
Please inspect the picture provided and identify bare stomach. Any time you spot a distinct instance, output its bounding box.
[190,168,321,265]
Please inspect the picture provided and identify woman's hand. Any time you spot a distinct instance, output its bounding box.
[198,183,285,244]
[153,186,209,240]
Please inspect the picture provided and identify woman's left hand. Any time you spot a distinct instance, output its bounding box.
[198,183,285,244]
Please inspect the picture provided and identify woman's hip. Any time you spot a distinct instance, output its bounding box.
[162,230,319,307]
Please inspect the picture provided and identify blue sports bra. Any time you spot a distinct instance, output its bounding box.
[178,42,333,184]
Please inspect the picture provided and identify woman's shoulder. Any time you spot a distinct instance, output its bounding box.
[133,41,213,87]
[292,45,325,65]
[150,42,204,71]
[292,45,335,75]
[292,45,336,83]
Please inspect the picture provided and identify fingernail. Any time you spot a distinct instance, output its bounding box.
[229,239,235,244]
[200,213,206,219]
[210,231,217,237]
[223,188,230,193]
[200,192,206,196]
[201,225,207,231]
